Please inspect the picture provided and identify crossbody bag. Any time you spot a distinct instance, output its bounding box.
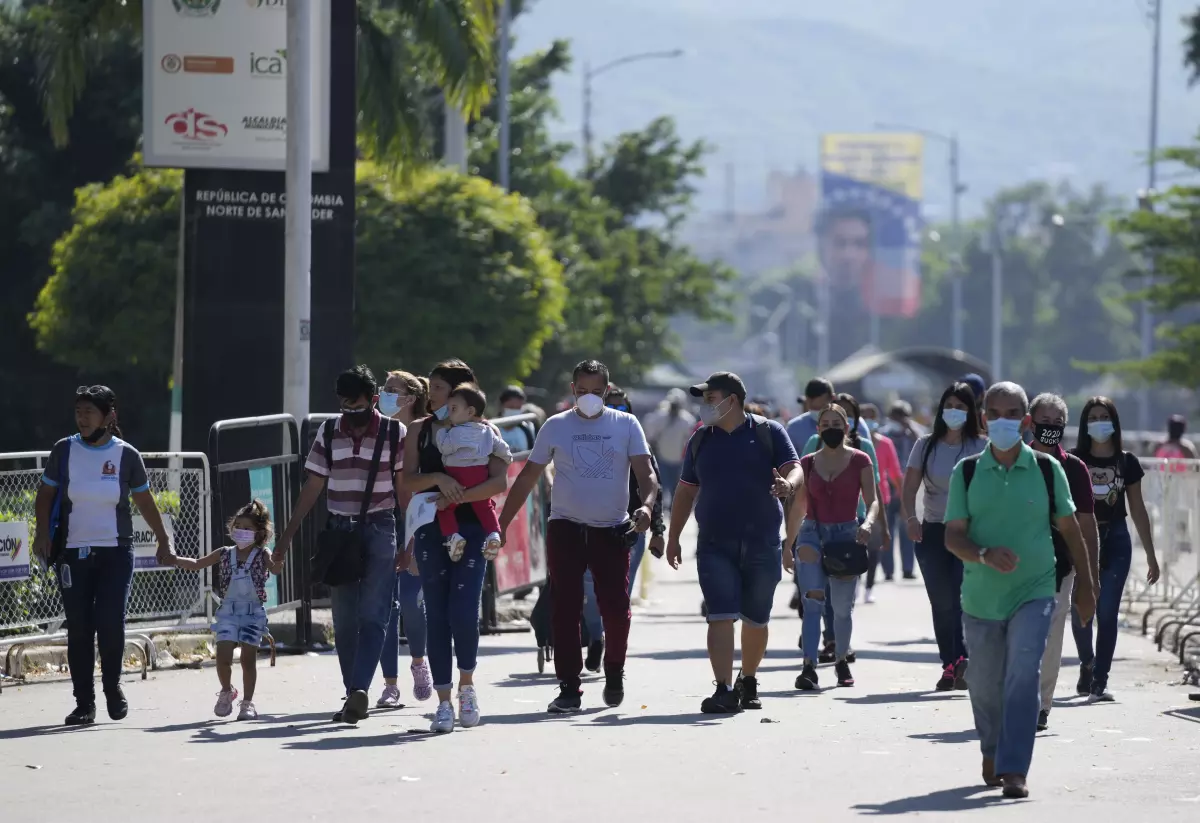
[802,457,871,578]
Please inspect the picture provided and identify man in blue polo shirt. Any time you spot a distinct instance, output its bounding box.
[666,372,801,714]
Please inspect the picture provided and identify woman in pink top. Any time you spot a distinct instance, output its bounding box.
[788,404,879,690]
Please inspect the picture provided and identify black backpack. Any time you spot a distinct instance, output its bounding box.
[688,414,776,467]
[961,451,1071,590]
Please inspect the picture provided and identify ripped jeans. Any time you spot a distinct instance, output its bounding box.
[795,519,860,664]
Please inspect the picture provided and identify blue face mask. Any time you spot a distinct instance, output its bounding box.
[379,392,401,418]
[941,408,968,431]
[434,405,450,421]
[988,418,1023,451]
[865,419,879,432]
[1088,420,1115,443]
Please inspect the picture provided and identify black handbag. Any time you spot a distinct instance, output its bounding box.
[311,418,390,587]
[803,459,871,578]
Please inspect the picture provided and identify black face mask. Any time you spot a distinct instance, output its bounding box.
[1034,422,1065,447]
[341,406,373,427]
[820,428,846,448]
[82,424,109,444]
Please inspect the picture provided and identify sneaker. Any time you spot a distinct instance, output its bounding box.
[65,703,96,726]
[1088,687,1115,704]
[1001,774,1029,799]
[735,672,761,710]
[376,684,402,709]
[584,639,604,673]
[795,663,819,691]
[954,657,969,690]
[602,669,625,708]
[446,533,467,562]
[458,686,481,727]
[935,664,956,692]
[863,588,876,604]
[237,700,258,721]
[846,650,857,663]
[903,571,918,580]
[214,688,238,718]
[700,683,742,714]
[430,700,456,733]
[818,641,836,664]
[788,590,800,611]
[836,660,855,687]
[548,685,583,714]
[411,660,434,703]
[483,532,502,561]
[332,705,344,723]
[1076,663,1093,696]
[341,689,369,723]
[1037,709,1049,731]
[104,686,128,721]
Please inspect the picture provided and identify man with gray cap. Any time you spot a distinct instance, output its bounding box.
[666,372,801,713]
[643,388,697,510]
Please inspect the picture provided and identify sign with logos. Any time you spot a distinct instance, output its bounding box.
[132,515,176,570]
[144,0,331,171]
[0,521,32,582]
[247,467,280,609]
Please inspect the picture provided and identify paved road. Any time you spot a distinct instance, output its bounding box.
[2,524,1198,821]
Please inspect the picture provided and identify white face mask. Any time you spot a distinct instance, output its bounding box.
[576,393,605,418]
[501,407,523,417]
[231,528,258,549]
[699,396,732,426]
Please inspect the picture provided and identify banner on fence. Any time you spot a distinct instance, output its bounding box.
[248,466,280,609]
[0,520,31,581]
[492,460,548,593]
[132,515,176,570]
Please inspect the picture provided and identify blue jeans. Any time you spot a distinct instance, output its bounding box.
[963,598,1055,777]
[59,544,135,704]
[415,519,488,690]
[696,531,782,626]
[658,460,682,506]
[882,498,916,577]
[583,533,647,639]
[795,520,860,662]
[914,522,968,667]
[1071,518,1133,692]
[329,511,398,694]
[380,570,427,678]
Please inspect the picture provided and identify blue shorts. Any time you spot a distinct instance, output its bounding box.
[212,600,268,646]
[695,532,782,627]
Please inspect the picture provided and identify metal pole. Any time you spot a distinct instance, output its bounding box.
[990,224,1003,381]
[582,62,593,171]
[1139,0,1162,432]
[443,99,468,172]
[169,182,186,489]
[950,135,964,352]
[497,0,511,191]
[284,0,313,428]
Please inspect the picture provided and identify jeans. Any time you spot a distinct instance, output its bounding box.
[415,519,489,690]
[796,520,859,662]
[329,511,398,694]
[380,571,427,679]
[547,519,632,690]
[1040,570,1075,711]
[963,598,1055,777]
[658,460,682,507]
[881,498,916,577]
[696,531,782,627]
[59,544,135,705]
[1071,519,1133,692]
[914,522,968,667]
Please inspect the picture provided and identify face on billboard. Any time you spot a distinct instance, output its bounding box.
[819,215,872,282]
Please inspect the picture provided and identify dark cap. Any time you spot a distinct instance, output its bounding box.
[960,373,986,401]
[690,372,747,404]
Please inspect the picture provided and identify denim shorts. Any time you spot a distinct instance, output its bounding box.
[212,600,268,646]
[696,531,782,627]
[795,519,860,590]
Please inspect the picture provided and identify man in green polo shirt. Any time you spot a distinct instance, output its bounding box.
[944,381,1096,801]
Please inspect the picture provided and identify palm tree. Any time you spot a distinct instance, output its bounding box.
[30,0,497,166]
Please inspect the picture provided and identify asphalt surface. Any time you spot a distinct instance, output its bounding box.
[2,521,1198,821]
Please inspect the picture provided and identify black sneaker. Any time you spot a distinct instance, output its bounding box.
[332,702,345,723]
[341,690,369,724]
[795,664,819,691]
[818,641,836,664]
[1037,709,1049,731]
[65,704,96,726]
[903,572,918,580]
[1076,663,1093,696]
[700,683,742,714]
[602,669,624,707]
[585,639,604,673]
[735,672,762,710]
[788,590,800,611]
[104,686,128,721]
[935,664,956,692]
[548,685,582,714]
[954,657,969,690]
[846,650,857,664]
[836,660,855,687]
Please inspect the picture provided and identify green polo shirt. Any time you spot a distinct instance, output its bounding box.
[944,442,1075,621]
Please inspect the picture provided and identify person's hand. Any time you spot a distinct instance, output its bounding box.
[796,544,820,565]
[632,506,652,533]
[436,474,466,504]
[272,534,291,564]
[32,532,50,561]
[982,546,1018,573]
[648,534,665,558]
[856,521,872,545]
[395,546,413,573]
[771,468,794,499]
[1146,553,1161,585]
[880,523,892,553]
[1073,582,1097,625]
[782,544,795,574]
[433,493,452,511]
[906,517,923,543]
[666,539,682,570]
[156,536,174,565]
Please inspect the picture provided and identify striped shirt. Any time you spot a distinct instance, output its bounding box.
[304,412,406,515]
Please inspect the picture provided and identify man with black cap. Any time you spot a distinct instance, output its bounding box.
[665,372,801,713]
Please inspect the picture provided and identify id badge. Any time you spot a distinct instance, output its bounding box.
[78,547,90,560]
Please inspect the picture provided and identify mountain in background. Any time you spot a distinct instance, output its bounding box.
[515,0,1200,224]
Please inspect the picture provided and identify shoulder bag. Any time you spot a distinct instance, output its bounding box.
[803,455,871,578]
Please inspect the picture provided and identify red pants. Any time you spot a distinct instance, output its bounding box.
[437,464,501,536]
[547,519,631,689]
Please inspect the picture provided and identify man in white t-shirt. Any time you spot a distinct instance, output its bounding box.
[499,359,658,714]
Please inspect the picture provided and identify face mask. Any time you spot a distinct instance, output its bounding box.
[576,393,605,418]
[378,392,404,418]
[341,405,373,426]
[941,408,968,431]
[82,425,109,444]
[434,405,450,421]
[1034,423,1064,447]
[231,528,258,549]
[1088,420,1115,442]
[988,418,1023,451]
[865,419,879,433]
[501,408,523,417]
[698,396,732,426]
[820,428,846,448]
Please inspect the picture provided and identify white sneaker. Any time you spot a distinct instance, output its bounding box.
[864,588,876,604]
[483,532,502,561]
[430,700,456,733]
[236,700,258,720]
[214,688,238,718]
[1088,689,1116,704]
[446,533,467,562]
[376,683,402,708]
[458,685,481,728]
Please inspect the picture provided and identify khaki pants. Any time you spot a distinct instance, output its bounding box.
[1039,570,1075,712]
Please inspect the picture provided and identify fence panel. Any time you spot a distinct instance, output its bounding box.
[1127,457,1200,609]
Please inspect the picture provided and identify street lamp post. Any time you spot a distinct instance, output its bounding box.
[583,49,684,170]
[498,0,512,191]
[1138,0,1163,432]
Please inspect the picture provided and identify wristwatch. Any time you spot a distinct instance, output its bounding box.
[978,546,990,563]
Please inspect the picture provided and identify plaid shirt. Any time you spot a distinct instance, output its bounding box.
[304,411,404,515]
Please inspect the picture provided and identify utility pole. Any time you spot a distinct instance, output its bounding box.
[949,135,964,352]
[989,222,1003,381]
[498,0,511,191]
[582,61,594,171]
[1139,0,1162,432]
[283,0,313,430]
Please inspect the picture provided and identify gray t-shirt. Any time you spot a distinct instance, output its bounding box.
[908,433,988,523]
[529,407,651,527]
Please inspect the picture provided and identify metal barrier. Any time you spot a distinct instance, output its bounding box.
[0,450,211,636]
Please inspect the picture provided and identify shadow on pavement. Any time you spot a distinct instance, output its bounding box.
[839,690,965,706]
[873,638,937,647]
[143,711,340,735]
[581,711,724,727]
[852,785,1009,815]
[1164,705,1200,723]
[481,707,607,725]
[283,730,434,750]
[850,649,944,665]
[908,728,977,744]
[0,723,112,741]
